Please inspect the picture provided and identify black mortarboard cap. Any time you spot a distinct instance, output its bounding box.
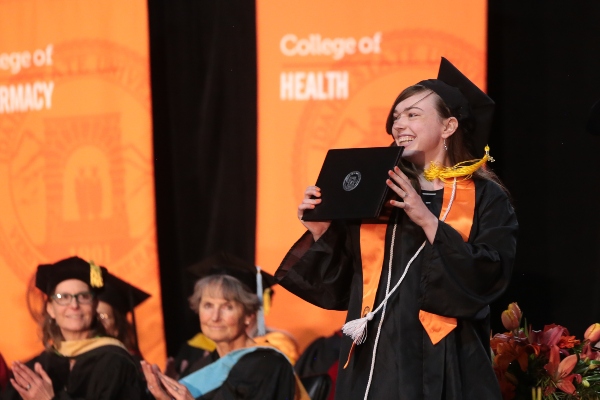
[386,57,495,157]
[36,256,107,295]
[97,272,150,315]
[187,252,275,294]
[586,99,600,135]
[98,271,150,348]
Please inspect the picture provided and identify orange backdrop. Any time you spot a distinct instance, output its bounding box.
[0,0,164,366]
[256,0,488,351]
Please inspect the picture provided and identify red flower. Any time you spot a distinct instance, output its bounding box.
[543,345,581,395]
[494,368,516,400]
[494,340,530,372]
[540,324,566,347]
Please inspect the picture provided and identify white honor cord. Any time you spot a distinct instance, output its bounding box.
[362,178,457,400]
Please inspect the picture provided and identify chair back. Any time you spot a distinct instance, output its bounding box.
[299,374,332,400]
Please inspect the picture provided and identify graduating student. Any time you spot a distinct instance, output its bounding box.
[2,256,148,400]
[275,58,518,399]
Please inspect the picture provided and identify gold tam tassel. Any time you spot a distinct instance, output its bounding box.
[424,145,494,182]
[89,260,104,288]
[263,288,272,316]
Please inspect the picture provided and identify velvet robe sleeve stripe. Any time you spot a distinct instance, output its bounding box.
[420,179,518,319]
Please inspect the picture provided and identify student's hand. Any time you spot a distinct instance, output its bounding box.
[387,166,438,243]
[298,185,331,241]
[10,361,54,400]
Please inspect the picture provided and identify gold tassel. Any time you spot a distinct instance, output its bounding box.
[424,145,494,182]
[89,260,104,288]
[263,288,272,316]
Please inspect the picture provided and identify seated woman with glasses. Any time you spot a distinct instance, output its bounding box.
[1,256,148,400]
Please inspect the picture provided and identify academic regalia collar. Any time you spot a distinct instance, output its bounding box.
[180,344,310,400]
[54,336,126,357]
[187,332,217,352]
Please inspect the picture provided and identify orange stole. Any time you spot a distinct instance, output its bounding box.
[359,180,476,348]
[359,222,388,319]
[343,221,387,368]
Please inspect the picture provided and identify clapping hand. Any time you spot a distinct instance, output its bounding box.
[141,360,194,400]
[10,361,54,400]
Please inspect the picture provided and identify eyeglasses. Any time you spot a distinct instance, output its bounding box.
[50,292,95,306]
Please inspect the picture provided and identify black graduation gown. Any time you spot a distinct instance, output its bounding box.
[187,348,297,400]
[1,345,148,400]
[276,178,518,400]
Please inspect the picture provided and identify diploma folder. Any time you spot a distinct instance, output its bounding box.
[302,146,404,221]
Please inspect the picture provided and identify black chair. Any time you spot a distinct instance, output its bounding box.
[300,374,332,400]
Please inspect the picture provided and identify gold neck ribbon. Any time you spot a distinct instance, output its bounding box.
[424,145,494,182]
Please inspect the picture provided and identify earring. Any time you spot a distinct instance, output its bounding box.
[444,139,448,151]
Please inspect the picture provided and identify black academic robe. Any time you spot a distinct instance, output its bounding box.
[175,342,211,378]
[187,348,297,400]
[1,345,148,400]
[276,178,518,400]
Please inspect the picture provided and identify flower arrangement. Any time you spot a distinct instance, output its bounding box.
[491,303,600,400]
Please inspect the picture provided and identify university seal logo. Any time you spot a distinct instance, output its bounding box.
[0,38,165,363]
[0,40,155,278]
[343,171,361,191]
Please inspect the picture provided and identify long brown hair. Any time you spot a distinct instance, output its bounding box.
[105,307,139,354]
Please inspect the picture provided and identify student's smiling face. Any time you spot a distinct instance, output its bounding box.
[391,91,456,168]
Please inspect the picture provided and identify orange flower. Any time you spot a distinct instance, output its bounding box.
[543,345,581,395]
[501,303,522,331]
[490,332,514,353]
[494,340,529,372]
[584,323,600,343]
[557,335,580,349]
[494,369,516,400]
